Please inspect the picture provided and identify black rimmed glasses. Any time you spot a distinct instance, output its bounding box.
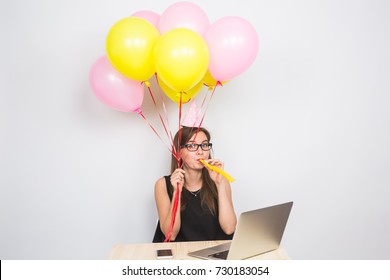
[181,142,213,152]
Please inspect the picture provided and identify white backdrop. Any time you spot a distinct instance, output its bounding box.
[1,0,389,259]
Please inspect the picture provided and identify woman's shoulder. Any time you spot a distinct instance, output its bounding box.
[155,176,173,199]
[155,176,166,189]
[155,175,170,184]
[155,176,171,191]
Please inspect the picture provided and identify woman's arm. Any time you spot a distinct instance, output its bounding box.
[154,169,185,241]
[216,180,237,234]
[206,159,237,235]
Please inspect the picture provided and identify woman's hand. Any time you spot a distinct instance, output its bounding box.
[170,168,185,192]
[204,159,227,185]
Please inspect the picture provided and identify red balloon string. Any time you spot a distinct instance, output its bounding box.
[138,111,173,156]
[139,79,220,242]
[164,184,180,242]
[146,84,173,144]
[154,74,176,153]
[148,83,219,242]
[164,93,186,242]
[178,94,185,168]
[193,82,221,140]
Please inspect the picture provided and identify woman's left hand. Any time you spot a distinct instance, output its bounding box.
[204,159,227,185]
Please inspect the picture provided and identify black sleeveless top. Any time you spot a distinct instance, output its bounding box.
[152,176,234,242]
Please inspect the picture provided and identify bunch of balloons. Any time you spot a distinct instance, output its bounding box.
[89,1,259,113]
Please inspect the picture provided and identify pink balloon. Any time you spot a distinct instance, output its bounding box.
[158,1,210,36]
[205,16,259,82]
[132,10,160,28]
[89,56,144,113]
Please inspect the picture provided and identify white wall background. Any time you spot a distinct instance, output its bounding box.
[1,0,389,260]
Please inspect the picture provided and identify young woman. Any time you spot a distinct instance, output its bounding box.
[153,126,237,242]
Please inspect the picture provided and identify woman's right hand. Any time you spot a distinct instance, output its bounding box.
[170,168,185,192]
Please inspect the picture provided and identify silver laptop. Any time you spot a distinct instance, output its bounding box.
[188,201,293,260]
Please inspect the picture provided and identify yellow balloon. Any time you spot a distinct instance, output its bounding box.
[159,79,203,104]
[154,28,209,92]
[186,81,204,97]
[202,70,228,87]
[106,17,160,81]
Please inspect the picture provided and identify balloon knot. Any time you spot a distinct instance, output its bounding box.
[145,81,151,87]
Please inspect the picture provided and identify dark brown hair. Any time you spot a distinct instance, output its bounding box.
[170,126,218,215]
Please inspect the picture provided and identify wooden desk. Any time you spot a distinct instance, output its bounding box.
[107,240,290,260]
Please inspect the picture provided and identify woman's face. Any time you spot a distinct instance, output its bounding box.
[181,131,210,170]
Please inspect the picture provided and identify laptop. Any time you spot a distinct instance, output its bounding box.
[188,201,293,260]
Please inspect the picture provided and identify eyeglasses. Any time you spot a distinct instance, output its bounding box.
[181,142,213,152]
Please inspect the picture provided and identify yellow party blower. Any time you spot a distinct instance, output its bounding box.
[199,159,235,183]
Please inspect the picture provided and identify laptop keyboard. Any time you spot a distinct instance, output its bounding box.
[209,250,229,260]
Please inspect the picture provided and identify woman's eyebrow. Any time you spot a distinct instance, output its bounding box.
[187,140,208,143]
